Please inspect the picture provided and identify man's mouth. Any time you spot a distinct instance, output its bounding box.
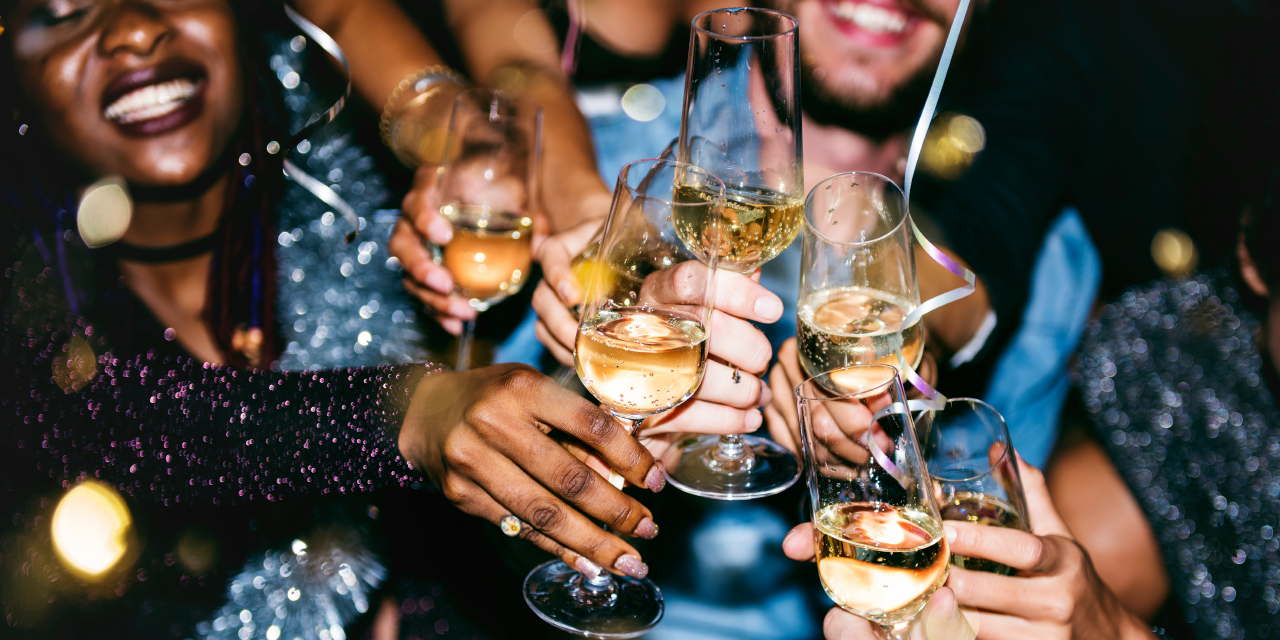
[824,0,918,38]
[103,78,200,124]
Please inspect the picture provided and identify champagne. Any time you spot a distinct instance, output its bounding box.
[814,503,949,626]
[438,204,533,309]
[940,492,1025,575]
[673,184,803,273]
[798,287,923,392]
[575,308,708,420]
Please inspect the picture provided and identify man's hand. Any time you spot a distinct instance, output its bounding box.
[400,364,664,578]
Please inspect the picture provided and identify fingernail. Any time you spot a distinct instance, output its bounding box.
[644,466,666,493]
[744,409,763,431]
[425,269,452,293]
[558,280,576,302]
[614,554,648,579]
[782,527,802,547]
[442,319,462,335]
[575,555,603,577]
[754,295,783,322]
[634,518,659,540]
[759,383,773,408]
[428,218,453,244]
[944,522,957,544]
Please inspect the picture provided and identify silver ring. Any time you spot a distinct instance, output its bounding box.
[500,515,522,537]
[731,366,742,384]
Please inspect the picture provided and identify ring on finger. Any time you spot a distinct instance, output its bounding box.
[500,515,523,537]
[731,366,741,384]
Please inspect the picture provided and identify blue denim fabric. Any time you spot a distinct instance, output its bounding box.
[981,209,1100,467]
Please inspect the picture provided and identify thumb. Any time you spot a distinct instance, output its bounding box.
[782,523,816,561]
[538,237,579,306]
[919,588,975,640]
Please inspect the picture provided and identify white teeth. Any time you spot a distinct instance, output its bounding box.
[833,1,908,34]
[104,78,198,125]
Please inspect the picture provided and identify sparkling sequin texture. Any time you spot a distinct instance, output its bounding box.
[1078,271,1280,639]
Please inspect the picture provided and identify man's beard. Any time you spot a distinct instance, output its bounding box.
[800,59,937,140]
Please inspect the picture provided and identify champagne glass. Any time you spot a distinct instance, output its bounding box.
[432,88,542,370]
[796,364,949,640]
[660,8,805,499]
[523,159,724,638]
[917,398,1030,575]
[798,172,921,393]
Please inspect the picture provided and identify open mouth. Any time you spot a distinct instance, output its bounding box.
[101,58,207,135]
[822,0,919,42]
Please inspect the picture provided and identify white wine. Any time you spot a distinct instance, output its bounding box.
[673,184,803,273]
[814,502,949,626]
[575,308,708,420]
[798,287,923,392]
[940,492,1024,575]
[438,204,533,309]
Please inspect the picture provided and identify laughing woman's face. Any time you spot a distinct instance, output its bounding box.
[8,0,244,187]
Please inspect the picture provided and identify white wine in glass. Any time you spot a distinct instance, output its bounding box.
[799,172,921,393]
[797,364,950,639]
[673,183,804,273]
[524,159,726,639]
[432,88,541,370]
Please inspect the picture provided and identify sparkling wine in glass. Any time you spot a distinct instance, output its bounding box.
[660,8,805,500]
[432,88,541,369]
[524,159,725,638]
[798,172,923,394]
[797,364,950,639]
[917,398,1030,575]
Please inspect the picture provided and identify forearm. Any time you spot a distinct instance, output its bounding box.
[290,0,450,112]
[446,0,612,231]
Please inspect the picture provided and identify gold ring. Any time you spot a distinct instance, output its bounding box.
[731,366,741,384]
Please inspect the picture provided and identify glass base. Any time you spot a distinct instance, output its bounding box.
[660,434,802,500]
[523,560,663,638]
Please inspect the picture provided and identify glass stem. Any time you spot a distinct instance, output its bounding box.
[878,621,913,640]
[455,319,477,371]
[715,434,750,460]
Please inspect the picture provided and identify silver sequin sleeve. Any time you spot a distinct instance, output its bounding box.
[2,237,440,506]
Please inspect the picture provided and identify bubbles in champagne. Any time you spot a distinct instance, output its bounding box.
[575,308,707,420]
[672,184,803,272]
[798,287,923,391]
[940,492,1025,575]
[437,205,533,309]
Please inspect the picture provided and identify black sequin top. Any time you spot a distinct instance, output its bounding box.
[1078,271,1280,639]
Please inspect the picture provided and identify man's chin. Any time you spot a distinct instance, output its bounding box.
[800,67,931,139]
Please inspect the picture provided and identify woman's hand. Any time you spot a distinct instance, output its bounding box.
[818,588,975,640]
[940,456,1155,640]
[399,363,664,578]
[388,164,477,335]
[780,455,1156,640]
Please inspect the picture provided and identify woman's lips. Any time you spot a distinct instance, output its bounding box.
[101,58,208,137]
[821,0,920,47]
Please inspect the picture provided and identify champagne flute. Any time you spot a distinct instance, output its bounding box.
[661,8,805,499]
[917,398,1030,575]
[796,364,950,640]
[432,88,542,370]
[798,172,922,393]
[523,159,725,638]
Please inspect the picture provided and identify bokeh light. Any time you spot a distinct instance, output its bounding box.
[921,113,987,180]
[1151,227,1199,277]
[51,482,133,579]
[621,84,666,122]
[77,177,133,248]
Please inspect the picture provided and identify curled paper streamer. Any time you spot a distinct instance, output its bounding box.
[282,5,362,242]
[896,0,977,413]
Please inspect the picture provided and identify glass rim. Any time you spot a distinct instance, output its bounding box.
[803,171,908,247]
[921,397,1015,481]
[691,7,800,41]
[617,158,727,208]
[793,363,901,402]
[452,87,543,120]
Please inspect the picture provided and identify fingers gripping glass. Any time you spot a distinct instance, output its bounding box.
[917,399,1030,575]
[523,159,724,638]
[432,88,542,370]
[797,364,949,640]
[799,172,922,392]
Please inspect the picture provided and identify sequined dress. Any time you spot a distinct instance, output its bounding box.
[1078,271,1280,639]
[0,32,474,640]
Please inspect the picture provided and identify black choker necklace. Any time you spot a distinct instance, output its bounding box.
[105,229,221,263]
